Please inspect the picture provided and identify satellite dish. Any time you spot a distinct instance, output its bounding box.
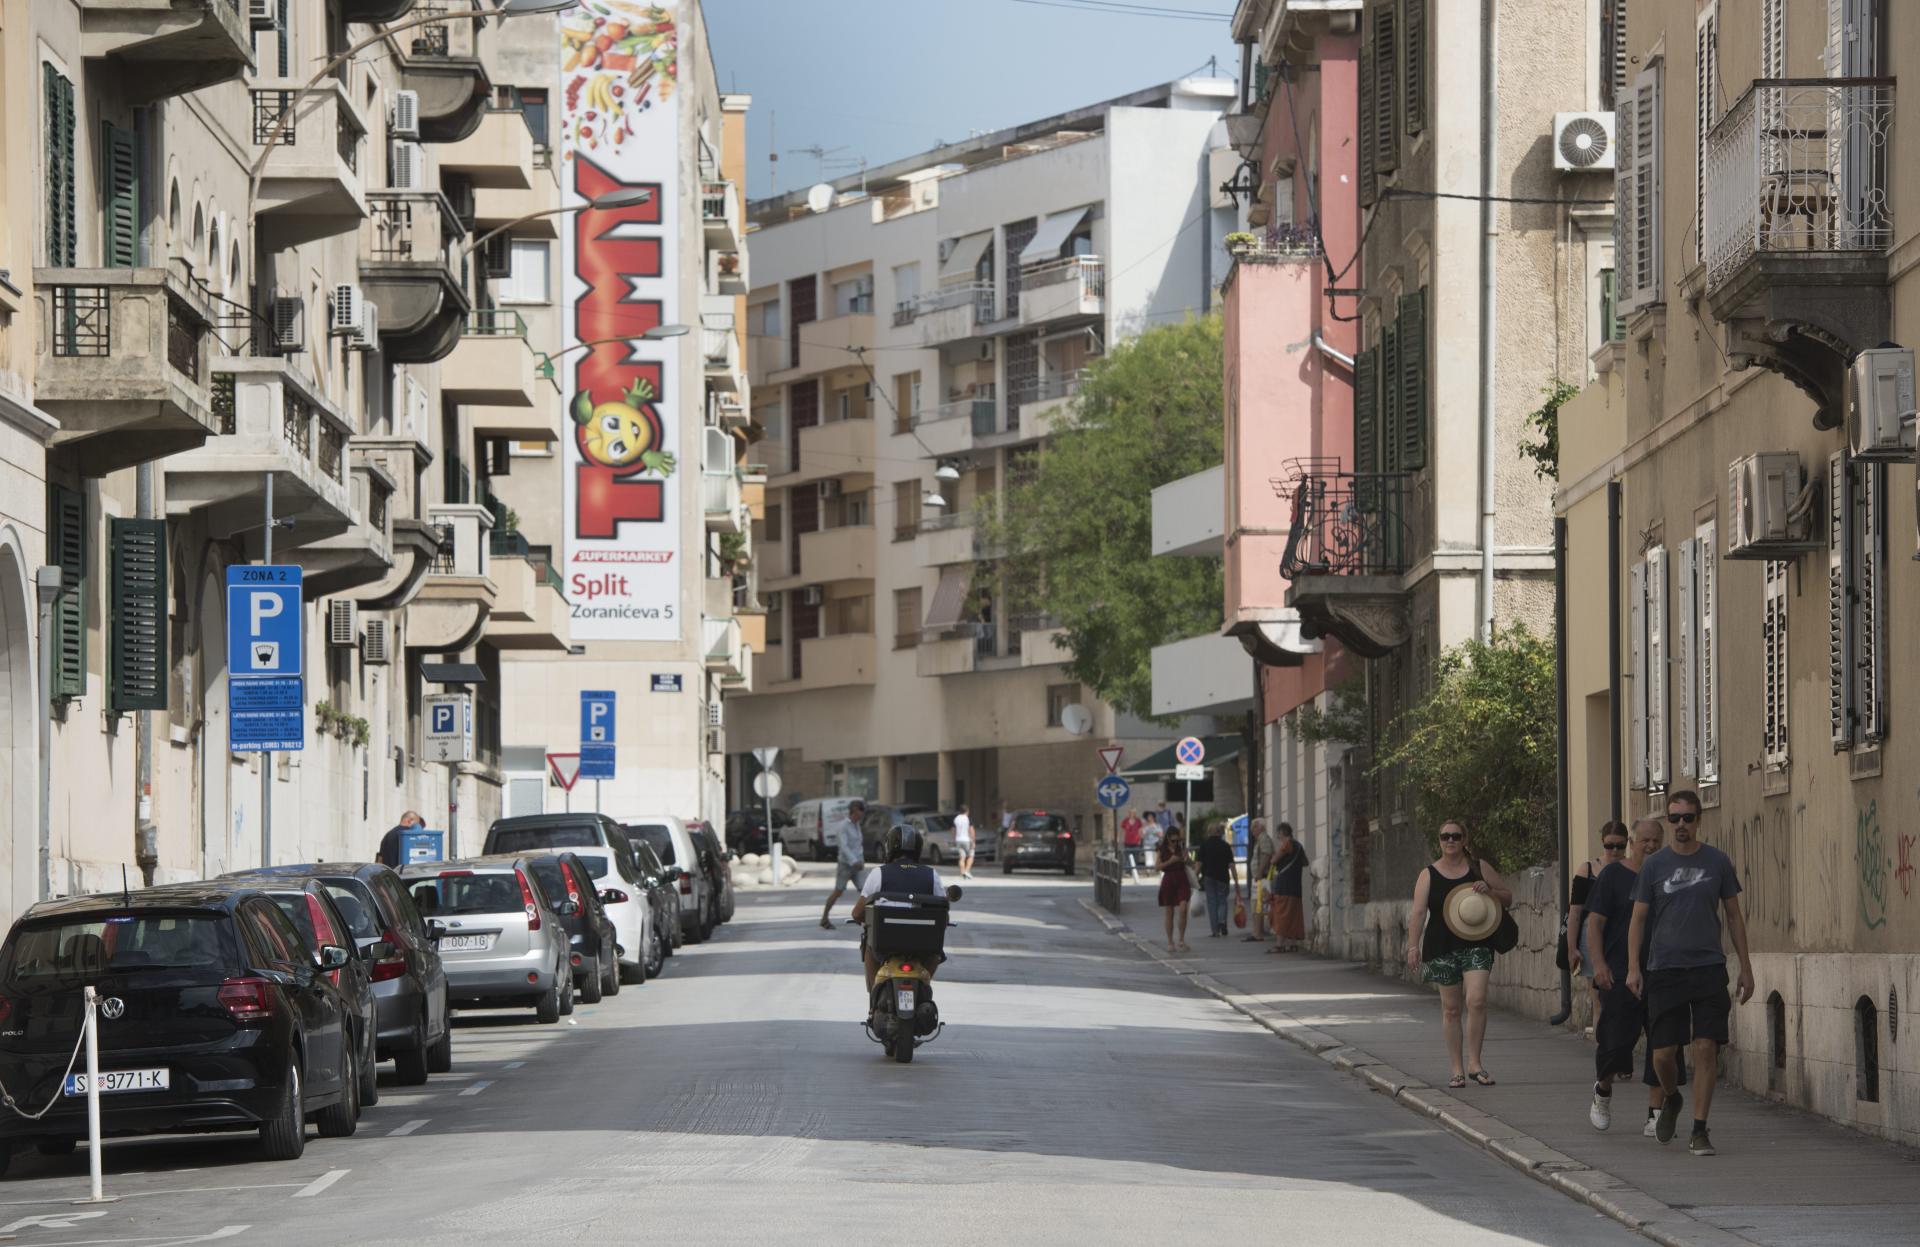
[805,183,835,214]
[1060,704,1093,736]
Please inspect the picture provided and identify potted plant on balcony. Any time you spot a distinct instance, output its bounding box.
[718,530,751,574]
[1224,231,1259,258]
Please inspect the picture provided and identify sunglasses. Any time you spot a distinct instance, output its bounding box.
[1602,840,1628,851]
[1667,812,1698,824]
[1438,832,1465,842]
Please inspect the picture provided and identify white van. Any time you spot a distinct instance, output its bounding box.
[784,797,860,861]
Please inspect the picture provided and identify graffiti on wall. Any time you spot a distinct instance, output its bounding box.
[1734,802,1799,941]
[1855,799,1889,931]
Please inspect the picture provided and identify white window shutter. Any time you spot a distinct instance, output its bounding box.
[1675,539,1698,780]
[1629,560,1648,790]
[1695,5,1717,266]
[1763,559,1790,768]
[1615,92,1638,313]
[1859,461,1886,743]
[1647,545,1669,789]
[1763,0,1785,77]
[1828,450,1854,751]
[1696,519,1720,782]
[1632,62,1664,306]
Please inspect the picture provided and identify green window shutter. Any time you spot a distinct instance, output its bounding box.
[1404,0,1427,135]
[1372,2,1399,175]
[44,64,78,267]
[50,484,87,701]
[1354,347,1378,476]
[103,124,140,269]
[1397,288,1427,471]
[1380,321,1401,473]
[1358,25,1377,206]
[109,518,168,712]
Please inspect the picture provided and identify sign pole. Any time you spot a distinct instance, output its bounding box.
[595,779,602,815]
[448,761,458,858]
[260,472,273,868]
[82,985,103,1203]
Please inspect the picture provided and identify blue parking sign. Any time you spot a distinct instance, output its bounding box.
[227,565,302,680]
[580,690,616,744]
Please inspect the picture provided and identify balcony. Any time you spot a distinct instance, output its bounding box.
[771,632,874,691]
[410,503,497,650]
[473,359,563,442]
[1703,77,1895,426]
[916,626,980,678]
[704,616,744,676]
[444,309,540,406]
[898,282,996,347]
[785,417,873,487]
[474,153,559,236]
[341,0,417,20]
[34,267,218,474]
[703,428,744,532]
[286,458,397,597]
[1017,256,1105,327]
[701,180,742,248]
[484,532,569,651]
[252,82,369,224]
[769,310,873,384]
[914,512,978,567]
[397,3,492,143]
[346,436,441,610]
[79,0,251,102]
[360,191,471,363]
[1013,369,1087,438]
[709,390,747,430]
[794,524,874,586]
[708,247,747,296]
[440,106,536,191]
[702,310,740,391]
[1280,468,1412,658]
[910,387,1015,458]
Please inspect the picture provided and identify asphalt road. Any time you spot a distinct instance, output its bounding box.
[0,877,1640,1246]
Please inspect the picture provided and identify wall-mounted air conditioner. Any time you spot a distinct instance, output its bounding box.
[1726,451,1820,559]
[272,296,305,354]
[389,140,425,191]
[248,0,277,30]
[328,600,357,646]
[362,618,391,664]
[330,284,365,338]
[1552,112,1616,172]
[390,90,420,139]
[1847,347,1916,462]
[801,586,823,606]
[349,302,379,351]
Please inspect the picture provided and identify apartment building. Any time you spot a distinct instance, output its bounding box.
[1214,0,1610,963]
[727,79,1237,826]
[1559,0,1920,1145]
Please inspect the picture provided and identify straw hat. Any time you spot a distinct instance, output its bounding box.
[1443,886,1502,942]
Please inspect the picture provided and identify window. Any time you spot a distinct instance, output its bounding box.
[892,262,921,319]
[1627,549,1670,791]
[832,274,872,316]
[893,371,920,432]
[1046,682,1080,728]
[1673,526,1719,786]
[108,518,167,712]
[519,88,550,148]
[1763,558,1790,769]
[49,484,87,701]
[1829,452,1887,752]
[1696,519,1719,783]
[893,480,920,540]
[102,123,140,268]
[751,298,781,338]
[1617,57,1665,313]
[763,503,782,543]
[43,64,76,266]
[1601,0,1628,110]
[1352,288,1428,476]
[826,594,871,635]
[499,240,550,303]
[1761,0,1784,77]
[1358,0,1398,206]
[894,588,922,648]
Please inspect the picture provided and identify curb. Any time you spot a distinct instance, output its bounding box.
[1077,897,1758,1247]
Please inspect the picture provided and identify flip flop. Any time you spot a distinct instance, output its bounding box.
[1468,1070,1496,1086]
[1448,1074,1467,1089]
[819,919,834,930]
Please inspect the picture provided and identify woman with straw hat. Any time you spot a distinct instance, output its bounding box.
[1404,820,1513,1089]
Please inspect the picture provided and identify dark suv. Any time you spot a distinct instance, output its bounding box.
[0,884,360,1171]
[1000,810,1076,874]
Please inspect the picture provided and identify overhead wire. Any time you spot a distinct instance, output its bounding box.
[996,0,1232,20]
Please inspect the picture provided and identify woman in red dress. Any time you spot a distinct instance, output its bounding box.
[1157,827,1193,953]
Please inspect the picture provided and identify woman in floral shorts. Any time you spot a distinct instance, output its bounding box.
[1404,821,1513,1089]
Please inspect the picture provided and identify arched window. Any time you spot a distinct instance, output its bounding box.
[168,181,181,243]
[207,219,222,286]
[191,205,206,269]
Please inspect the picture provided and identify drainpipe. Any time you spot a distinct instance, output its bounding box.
[36,566,59,901]
[1548,515,1572,1027]
[134,464,158,885]
[1476,0,1500,641]
[1606,481,1623,818]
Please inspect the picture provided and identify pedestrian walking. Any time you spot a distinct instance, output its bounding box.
[1156,823,1194,953]
[820,800,868,930]
[1266,822,1309,953]
[1569,821,1630,1026]
[1195,820,1239,938]
[953,803,975,879]
[377,810,423,868]
[1404,820,1513,1089]
[1627,789,1754,1156]
[1141,808,1163,869]
[1246,818,1276,940]
[1584,817,1687,1136]
[1121,807,1145,881]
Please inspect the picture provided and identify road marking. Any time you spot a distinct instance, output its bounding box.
[4,1231,248,1247]
[290,1169,348,1199]
[388,1118,429,1137]
[503,1061,525,1069]
[458,1080,493,1097]
[2,1213,109,1233]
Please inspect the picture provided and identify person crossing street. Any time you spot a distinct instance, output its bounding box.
[820,800,868,930]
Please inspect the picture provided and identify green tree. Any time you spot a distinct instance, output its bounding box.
[1373,624,1558,873]
[984,316,1224,720]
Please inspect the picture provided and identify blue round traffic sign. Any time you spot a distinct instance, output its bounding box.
[1175,736,1205,766]
[1096,775,1131,809]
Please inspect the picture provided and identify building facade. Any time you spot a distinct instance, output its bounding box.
[727,79,1238,829]
[1560,0,1920,1145]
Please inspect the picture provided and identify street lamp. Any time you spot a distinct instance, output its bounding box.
[458,187,654,258]
[534,325,692,372]
[933,461,961,481]
[922,490,947,508]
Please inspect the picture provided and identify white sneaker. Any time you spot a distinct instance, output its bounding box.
[1642,1115,1658,1137]
[1590,1091,1612,1131]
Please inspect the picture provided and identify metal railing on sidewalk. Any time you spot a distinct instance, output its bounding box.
[1093,847,1123,914]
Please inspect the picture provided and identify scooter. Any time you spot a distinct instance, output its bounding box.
[864,885,961,1064]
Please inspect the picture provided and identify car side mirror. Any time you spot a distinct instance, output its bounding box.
[318,944,352,971]
[427,919,447,942]
[557,900,580,917]
[946,885,964,903]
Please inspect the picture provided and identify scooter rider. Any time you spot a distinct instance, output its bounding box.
[851,823,958,993]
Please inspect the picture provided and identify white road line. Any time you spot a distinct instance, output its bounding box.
[290,1169,349,1199]
[389,1118,429,1137]
[503,1061,525,1069]
[458,1080,493,1097]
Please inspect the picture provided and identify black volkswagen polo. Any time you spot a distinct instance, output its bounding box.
[0,884,359,1174]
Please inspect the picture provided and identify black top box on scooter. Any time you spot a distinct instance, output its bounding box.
[867,893,950,956]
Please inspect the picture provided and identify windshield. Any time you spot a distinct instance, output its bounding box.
[488,825,600,854]
[918,815,955,833]
[4,914,236,984]
[410,873,523,917]
[626,824,675,865]
[1014,814,1067,832]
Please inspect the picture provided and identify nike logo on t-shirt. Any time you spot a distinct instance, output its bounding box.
[1662,866,1709,894]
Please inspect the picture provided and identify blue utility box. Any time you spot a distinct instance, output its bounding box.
[399,829,445,865]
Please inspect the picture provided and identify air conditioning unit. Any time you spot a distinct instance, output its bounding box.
[248,0,276,30]
[328,600,357,647]
[706,730,723,755]
[350,301,379,351]
[482,233,513,279]
[271,296,305,353]
[389,139,425,191]
[443,177,476,226]
[977,342,993,361]
[801,586,823,606]
[390,90,421,139]
[863,382,875,401]
[1726,451,1820,559]
[1553,112,1616,172]
[330,283,365,338]
[818,479,843,499]
[706,702,723,728]
[1847,347,1916,462]
[361,617,391,664]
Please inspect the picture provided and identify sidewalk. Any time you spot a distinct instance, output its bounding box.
[1082,899,1920,1247]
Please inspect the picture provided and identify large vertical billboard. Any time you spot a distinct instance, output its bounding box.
[560,2,682,641]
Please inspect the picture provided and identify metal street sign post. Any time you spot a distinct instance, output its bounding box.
[754,766,783,886]
[1174,737,1206,840]
[227,559,303,868]
[547,752,582,813]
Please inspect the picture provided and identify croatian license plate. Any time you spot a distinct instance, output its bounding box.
[896,988,916,1013]
[65,1069,168,1096]
[442,934,494,952]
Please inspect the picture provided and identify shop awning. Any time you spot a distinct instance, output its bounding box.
[922,566,973,631]
[1019,205,1090,266]
[419,662,486,685]
[1120,734,1244,780]
[938,231,992,282]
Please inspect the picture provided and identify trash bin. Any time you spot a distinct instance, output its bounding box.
[398,829,445,864]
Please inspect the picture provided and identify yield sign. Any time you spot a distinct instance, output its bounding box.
[546,752,582,792]
[1098,745,1124,775]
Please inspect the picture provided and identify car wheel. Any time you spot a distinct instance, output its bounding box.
[393,1009,430,1086]
[684,912,705,945]
[536,972,562,1024]
[35,1139,75,1157]
[259,1060,306,1161]
[315,1047,359,1139]
[580,956,604,1004]
[700,900,716,942]
[645,927,665,978]
[558,965,576,1016]
[603,952,622,996]
[358,1027,381,1107]
[425,1018,453,1076]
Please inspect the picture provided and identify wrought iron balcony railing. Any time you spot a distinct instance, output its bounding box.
[1279,466,1412,579]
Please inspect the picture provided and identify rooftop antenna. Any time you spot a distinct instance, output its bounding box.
[788,143,849,185]
[769,110,777,198]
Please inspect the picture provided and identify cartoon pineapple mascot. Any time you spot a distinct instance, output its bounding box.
[572,378,676,477]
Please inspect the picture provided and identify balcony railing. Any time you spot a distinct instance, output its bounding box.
[466,307,527,338]
[366,191,463,264]
[1012,369,1086,406]
[490,529,566,597]
[913,385,999,433]
[318,422,344,483]
[1021,254,1106,296]
[701,313,736,365]
[701,181,734,222]
[1279,468,1412,578]
[913,281,996,323]
[282,389,313,459]
[1704,77,1895,293]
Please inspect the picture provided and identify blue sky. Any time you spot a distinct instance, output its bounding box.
[701,0,1238,201]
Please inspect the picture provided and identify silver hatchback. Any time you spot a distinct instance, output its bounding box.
[400,857,575,1024]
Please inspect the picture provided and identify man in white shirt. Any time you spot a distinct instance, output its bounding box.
[953,804,975,880]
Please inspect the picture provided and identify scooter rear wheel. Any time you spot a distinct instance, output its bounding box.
[893,1026,914,1063]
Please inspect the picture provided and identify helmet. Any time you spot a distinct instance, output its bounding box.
[881,823,923,863]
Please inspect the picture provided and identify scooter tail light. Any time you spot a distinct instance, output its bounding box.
[516,868,542,931]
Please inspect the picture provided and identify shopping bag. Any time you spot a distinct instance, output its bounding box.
[1232,890,1248,929]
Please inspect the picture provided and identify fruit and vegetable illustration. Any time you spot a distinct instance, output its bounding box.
[572,379,675,477]
[562,1,678,158]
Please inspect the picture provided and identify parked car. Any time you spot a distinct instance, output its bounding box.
[569,838,664,981]
[785,797,860,862]
[725,807,792,855]
[0,883,360,1170]
[527,852,620,1003]
[625,837,681,960]
[401,857,575,1023]
[688,822,735,924]
[483,813,652,984]
[235,862,450,1085]
[1000,809,1076,875]
[619,817,713,944]
[906,812,959,865]
[859,803,933,862]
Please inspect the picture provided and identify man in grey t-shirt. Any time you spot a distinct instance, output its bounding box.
[820,801,867,931]
[1626,789,1753,1157]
